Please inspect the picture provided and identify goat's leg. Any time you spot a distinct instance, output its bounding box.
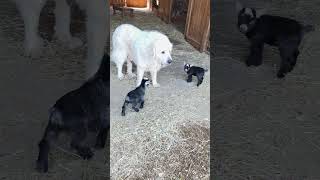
[277,47,292,78]
[70,128,93,159]
[288,49,300,72]
[36,122,60,172]
[196,75,204,86]
[132,102,140,112]
[95,127,108,149]
[121,100,129,116]
[140,100,144,109]
[247,38,264,66]
[187,74,193,82]
[95,110,109,148]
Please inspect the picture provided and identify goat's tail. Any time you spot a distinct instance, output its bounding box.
[303,25,315,34]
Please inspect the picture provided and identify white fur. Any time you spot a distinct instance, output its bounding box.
[12,0,109,78]
[111,24,173,87]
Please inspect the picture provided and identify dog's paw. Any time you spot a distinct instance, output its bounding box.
[153,83,160,87]
[118,73,124,80]
[67,37,83,49]
[127,73,136,79]
[24,37,44,58]
[55,33,83,49]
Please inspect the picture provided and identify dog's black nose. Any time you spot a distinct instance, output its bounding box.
[167,59,172,64]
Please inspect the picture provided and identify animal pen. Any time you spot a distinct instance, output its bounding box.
[110,0,210,52]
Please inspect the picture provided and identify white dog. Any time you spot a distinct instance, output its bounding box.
[12,0,109,78]
[111,24,173,87]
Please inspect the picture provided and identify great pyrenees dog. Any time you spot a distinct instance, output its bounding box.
[12,0,109,77]
[111,24,173,87]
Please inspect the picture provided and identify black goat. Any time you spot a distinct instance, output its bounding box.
[36,54,110,173]
[236,1,314,78]
[121,78,150,116]
[184,62,208,87]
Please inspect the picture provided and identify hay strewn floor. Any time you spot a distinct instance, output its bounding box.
[110,11,210,179]
[212,0,320,179]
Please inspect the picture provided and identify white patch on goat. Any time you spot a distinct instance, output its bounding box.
[244,8,253,17]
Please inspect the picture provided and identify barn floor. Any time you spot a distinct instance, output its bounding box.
[213,0,320,179]
[0,1,109,179]
[110,12,210,179]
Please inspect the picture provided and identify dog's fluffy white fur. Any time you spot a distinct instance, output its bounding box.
[12,0,109,78]
[111,24,173,87]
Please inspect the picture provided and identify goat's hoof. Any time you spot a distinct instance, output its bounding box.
[36,160,48,173]
[277,72,285,78]
[78,147,94,159]
[95,141,105,149]
[121,111,125,116]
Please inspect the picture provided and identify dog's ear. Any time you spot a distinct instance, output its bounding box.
[235,1,243,13]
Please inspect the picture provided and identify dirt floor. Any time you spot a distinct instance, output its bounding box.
[0,1,109,179]
[110,11,210,179]
[212,0,320,179]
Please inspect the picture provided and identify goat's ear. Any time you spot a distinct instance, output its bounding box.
[256,8,267,17]
[235,1,243,13]
[256,3,270,17]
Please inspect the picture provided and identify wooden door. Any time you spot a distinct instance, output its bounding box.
[157,0,173,23]
[184,0,210,52]
[126,0,148,8]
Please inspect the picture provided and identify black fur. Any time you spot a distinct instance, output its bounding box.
[121,78,149,116]
[237,7,314,78]
[184,63,207,86]
[36,54,110,173]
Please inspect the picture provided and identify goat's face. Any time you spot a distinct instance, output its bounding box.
[237,7,257,33]
[142,77,150,87]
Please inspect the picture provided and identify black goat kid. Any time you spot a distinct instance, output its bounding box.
[36,54,110,173]
[184,62,208,87]
[236,1,314,78]
[121,78,150,116]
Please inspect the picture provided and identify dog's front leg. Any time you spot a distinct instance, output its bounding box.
[136,67,145,87]
[151,70,160,87]
[54,0,82,49]
[16,0,46,57]
[247,37,264,66]
[83,0,109,78]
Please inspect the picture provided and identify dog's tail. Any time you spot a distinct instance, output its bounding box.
[302,25,315,34]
